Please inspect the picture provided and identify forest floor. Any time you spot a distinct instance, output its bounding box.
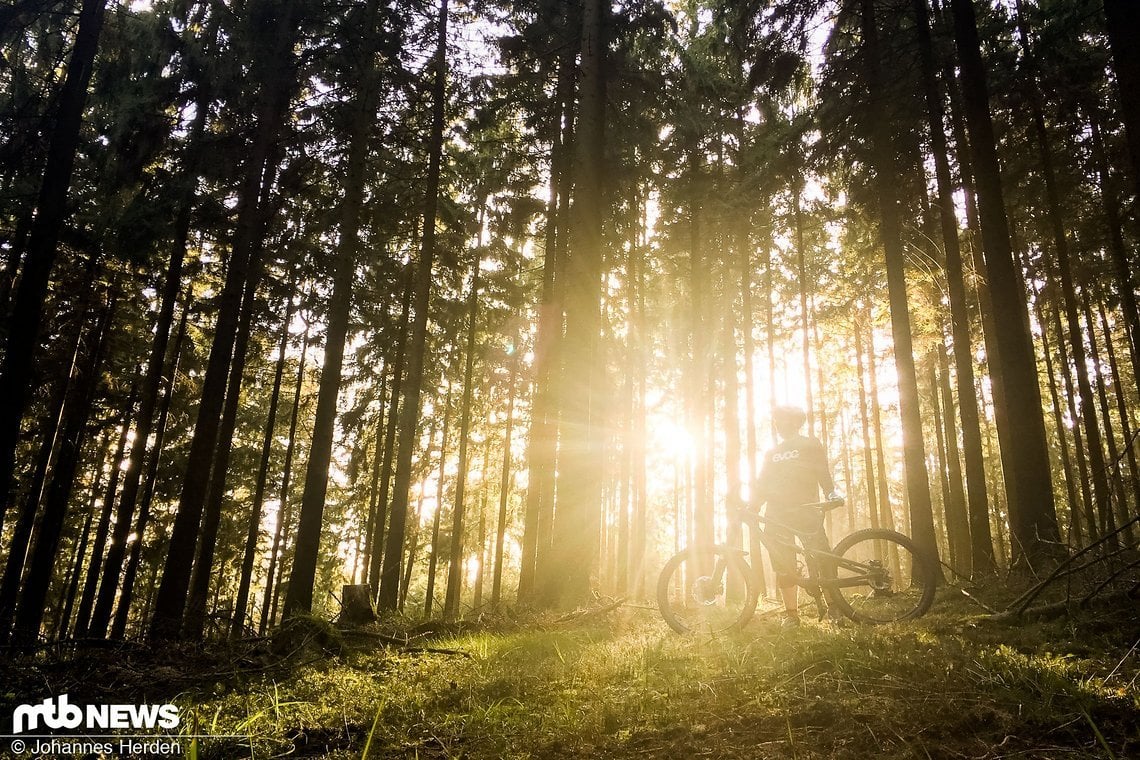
[2,589,1139,759]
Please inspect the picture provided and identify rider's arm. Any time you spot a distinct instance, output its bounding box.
[810,438,837,499]
[750,452,773,511]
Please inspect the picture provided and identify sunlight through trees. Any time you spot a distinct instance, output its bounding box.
[0,0,1137,646]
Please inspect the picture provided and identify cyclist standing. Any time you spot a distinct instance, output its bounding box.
[752,405,840,629]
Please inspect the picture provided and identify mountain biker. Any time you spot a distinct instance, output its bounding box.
[752,405,841,630]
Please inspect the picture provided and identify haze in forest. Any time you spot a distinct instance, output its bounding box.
[0,0,1137,656]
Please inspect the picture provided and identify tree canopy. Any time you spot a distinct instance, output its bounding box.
[0,0,1138,648]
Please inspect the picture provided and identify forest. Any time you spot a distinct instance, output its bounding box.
[1,0,1139,756]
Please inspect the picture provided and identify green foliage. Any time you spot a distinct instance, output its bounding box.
[158,600,1140,758]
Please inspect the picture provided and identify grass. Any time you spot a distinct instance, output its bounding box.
[171,594,1139,759]
[1,594,1137,758]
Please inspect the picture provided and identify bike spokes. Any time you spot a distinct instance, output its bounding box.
[825,529,936,623]
[657,547,756,634]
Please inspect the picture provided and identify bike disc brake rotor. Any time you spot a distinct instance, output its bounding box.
[865,560,894,593]
[690,575,722,605]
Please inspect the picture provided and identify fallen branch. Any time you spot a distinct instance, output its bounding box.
[1004,516,1140,617]
[987,598,1073,623]
[337,629,472,658]
[987,590,1137,624]
[957,588,999,615]
[332,628,471,660]
[339,630,410,647]
[553,597,626,624]
[1080,556,1140,608]
[398,647,473,659]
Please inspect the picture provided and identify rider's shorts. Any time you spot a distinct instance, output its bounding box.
[764,505,829,587]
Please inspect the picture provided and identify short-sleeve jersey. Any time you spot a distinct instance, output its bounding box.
[754,433,834,509]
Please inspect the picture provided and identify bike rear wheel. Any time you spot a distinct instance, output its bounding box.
[823,528,936,623]
[657,546,757,634]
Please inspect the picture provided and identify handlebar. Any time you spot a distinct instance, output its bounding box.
[734,496,845,519]
[803,497,846,511]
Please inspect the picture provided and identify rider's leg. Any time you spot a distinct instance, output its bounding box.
[780,583,799,618]
[766,521,800,622]
[785,512,830,622]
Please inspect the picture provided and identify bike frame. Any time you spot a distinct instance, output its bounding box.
[733,506,887,594]
[658,500,935,632]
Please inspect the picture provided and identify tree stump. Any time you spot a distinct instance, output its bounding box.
[340,584,377,625]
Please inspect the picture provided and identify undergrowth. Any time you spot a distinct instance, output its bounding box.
[2,593,1138,758]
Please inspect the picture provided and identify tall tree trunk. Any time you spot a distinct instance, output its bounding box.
[854,323,880,532]
[933,0,1017,561]
[630,188,649,599]
[1034,295,1082,545]
[1040,244,1114,547]
[546,0,607,609]
[811,306,829,452]
[361,368,388,590]
[794,192,814,432]
[948,0,1059,566]
[400,473,431,610]
[472,445,490,610]
[839,410,856,534]
[86,78,212,640]
[229,290,296,637]
[112,304,189,639]
[491,334,519,608]
[285,7,381,615]
[378,0,449,611]
[735,134,759,490]
[258,318,311,635]
[1086,109,1140,379]
[936,344,971,574]
[401,400,444,611]
[928,359,952,563]
[868,328,902,580]
[764,238,777,445]
[722,306,745,598]
[0,0,108,529]
[444,245,483,621]
[368,266,414,598]
[72,376,138,637]
[183,169,279,640]
[149,0,300,640]
[7,286,116,650]
[865,313,899,581]
[860,0,940,574]
[0,264,95,635]
[912,0,992,575]
[1095,295,1139,545]
[685,143,713,561]
[423,368,456,618]
[616,365,631,594]
[932,351,969,574]
[1014,0,1102,561]
[1082,291,1131,544]
[1044,294,1098,541]
[55,434,110,638]
[520,6,578,603]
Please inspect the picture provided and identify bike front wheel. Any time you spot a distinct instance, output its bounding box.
[657,546,758,634]
[824,528,937,623]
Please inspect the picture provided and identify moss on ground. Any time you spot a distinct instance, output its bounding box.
[184,594,1139,758]
[2,592,1137,758]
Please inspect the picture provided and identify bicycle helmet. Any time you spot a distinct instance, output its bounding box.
[772,405,807,436]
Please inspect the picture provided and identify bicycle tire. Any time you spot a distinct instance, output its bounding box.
[823,528,937,623]
[657,545,758,634]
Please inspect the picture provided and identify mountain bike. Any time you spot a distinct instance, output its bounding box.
[657,498,937,634]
